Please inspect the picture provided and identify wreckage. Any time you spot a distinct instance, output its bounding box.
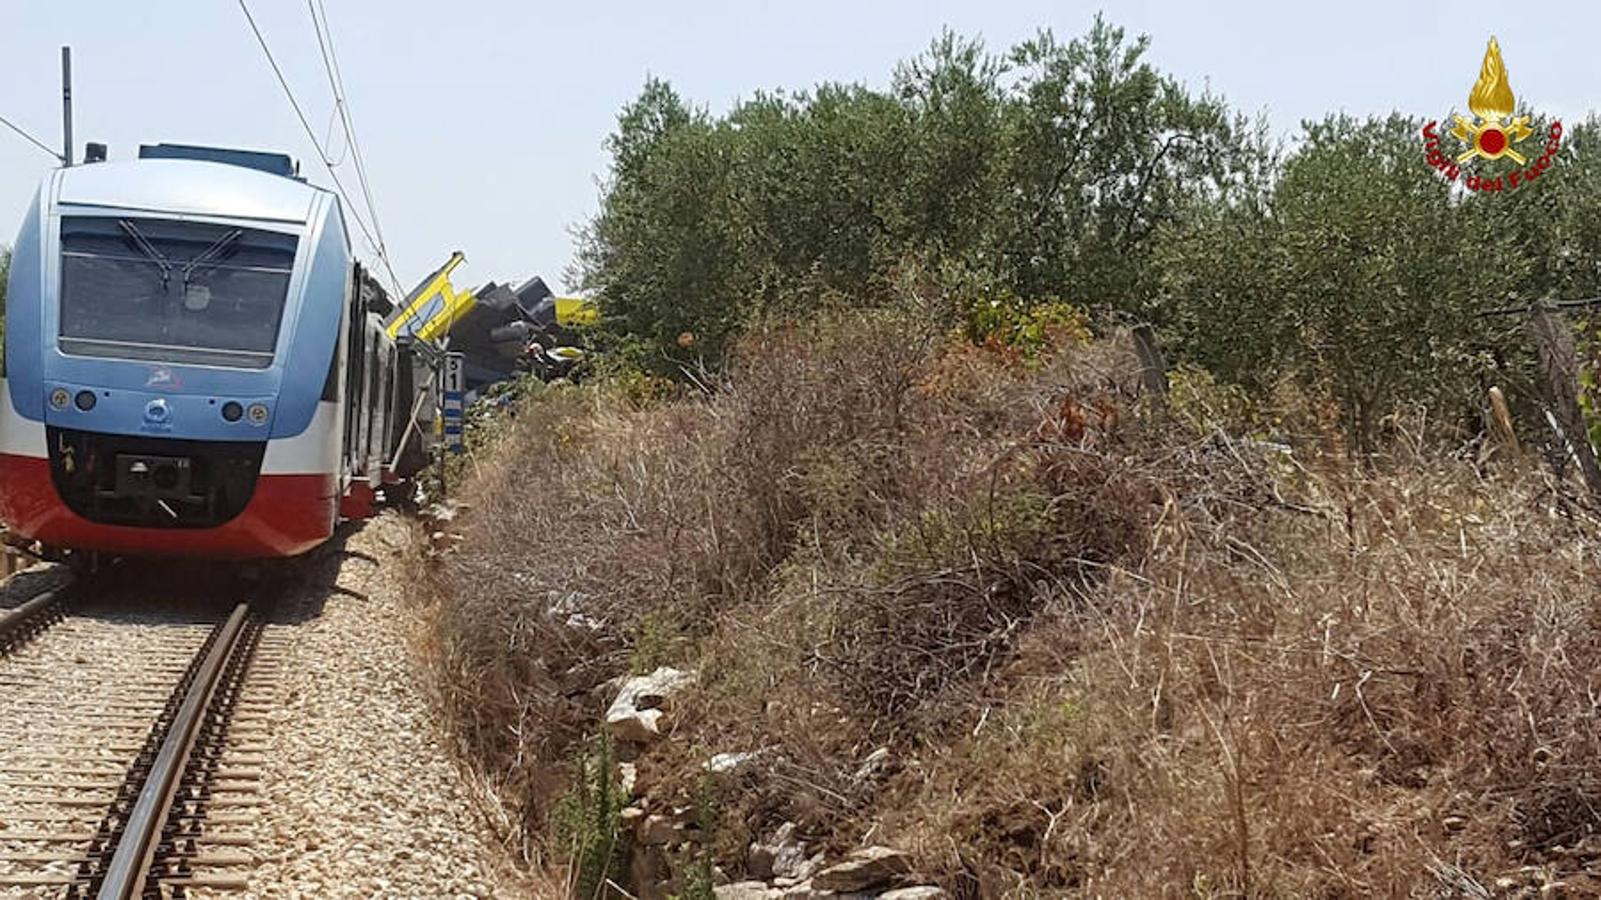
[385,251,596,393]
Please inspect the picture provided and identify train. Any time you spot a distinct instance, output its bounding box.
[0,143,434,560]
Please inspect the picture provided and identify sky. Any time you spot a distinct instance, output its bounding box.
[2,1,1597,296]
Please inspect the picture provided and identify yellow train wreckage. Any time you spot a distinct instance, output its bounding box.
[385,251,597,391]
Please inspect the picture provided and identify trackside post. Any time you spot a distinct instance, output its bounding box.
[439,351,465,493]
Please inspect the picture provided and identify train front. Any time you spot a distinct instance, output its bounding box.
[0,152,350,559]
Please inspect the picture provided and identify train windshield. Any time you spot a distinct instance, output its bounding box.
[58,217,298,369]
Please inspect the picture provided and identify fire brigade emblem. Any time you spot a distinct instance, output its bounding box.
[1450,37,1532,164]
[1421,36,1563,194]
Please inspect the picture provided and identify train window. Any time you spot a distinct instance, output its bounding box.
[57,217,297,369]
[321,298,344,403]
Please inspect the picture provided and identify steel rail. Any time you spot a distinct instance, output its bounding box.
[0,586,70,654]
[95,602,252,900]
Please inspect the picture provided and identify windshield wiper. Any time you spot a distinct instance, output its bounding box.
[183,229,244,283]
[117,220,173,287]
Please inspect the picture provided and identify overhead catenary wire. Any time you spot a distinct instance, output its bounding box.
[0,112,64,162]
[306,0,395,292]
[1478,296,1601,317]
[235,0,404,297]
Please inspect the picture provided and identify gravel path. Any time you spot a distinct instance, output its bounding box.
[249,513,512,899]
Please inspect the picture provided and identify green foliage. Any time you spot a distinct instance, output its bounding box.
[933,260,1094,355]
[580,17,1255,373]
[1275,114,1510,451]
[551,733,629,898]
[1154,113,1601,452]
[670,862,715,900]
[579,14,1601,453]
[1167,364,1256,436]
[628,611,688,676]
[666,778,720,900]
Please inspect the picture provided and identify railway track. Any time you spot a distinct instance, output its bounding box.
[0,585,287,897]
[0,584,72,657]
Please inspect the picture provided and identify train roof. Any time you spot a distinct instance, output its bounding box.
[53,158,330,225]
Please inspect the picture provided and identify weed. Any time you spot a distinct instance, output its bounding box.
[551,733,629,898]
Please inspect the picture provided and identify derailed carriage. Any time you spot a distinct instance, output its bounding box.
[0,144,434,559]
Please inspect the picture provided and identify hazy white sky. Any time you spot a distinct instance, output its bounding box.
[1,1,1595,295]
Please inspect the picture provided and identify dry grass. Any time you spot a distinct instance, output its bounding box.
[414,307,1601,897]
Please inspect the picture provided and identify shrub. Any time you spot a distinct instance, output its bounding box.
[419,301,1601,896]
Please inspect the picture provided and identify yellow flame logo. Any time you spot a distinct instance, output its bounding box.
[1468,37,1516,121]
[1452,37,1533,164]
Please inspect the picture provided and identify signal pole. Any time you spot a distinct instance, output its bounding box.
[60,46,73,166]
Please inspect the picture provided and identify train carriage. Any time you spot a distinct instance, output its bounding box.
[0,144,430,559]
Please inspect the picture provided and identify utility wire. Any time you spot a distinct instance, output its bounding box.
[0,112,63,162]
[307,0,395,294]
[235,0,402,295]
[1479,296,1601,317]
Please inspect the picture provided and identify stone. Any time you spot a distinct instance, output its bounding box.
[604,667,697,743]
[423,501,462,523]
[715,883,780,900]
[880,889,949,900]
[776,882,873,900]
[631,844,671,900]
[638,813,681,846]
[749,822,815,881]
[812,846,914,893]
[853,747,892,782]
[706,747,772,774]
[618,761,639,796]
[748,843,777,881]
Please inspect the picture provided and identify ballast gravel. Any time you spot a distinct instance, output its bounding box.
[248,513,515,899]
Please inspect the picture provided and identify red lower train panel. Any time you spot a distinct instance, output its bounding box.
[0,453,336,559]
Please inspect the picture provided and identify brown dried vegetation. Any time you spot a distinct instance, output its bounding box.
[415,309,1601,897]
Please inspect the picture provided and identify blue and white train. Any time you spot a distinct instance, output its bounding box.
[0,144,430,559]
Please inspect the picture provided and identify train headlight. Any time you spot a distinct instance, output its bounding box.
[221,401,243,422]
[74,390,97,412]
[49,389,70,410]
[246,403,269,425]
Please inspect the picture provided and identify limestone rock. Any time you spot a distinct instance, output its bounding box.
[880,888,949,900]
[705,747,773,774]
[604,667,696,743]
[749,822,817,881]
[716,882,780,900]
[853,746,892,782]
[637,813,682,846]
[631,844,671,900]
[812,846,914,893]
[776,882,872,900]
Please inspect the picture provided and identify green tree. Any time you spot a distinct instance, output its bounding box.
[579,19,1260,372]
[987,17,1250,317]
[577,79,740,369]
[1160,113,1519,452]
[1155,191,1288,392]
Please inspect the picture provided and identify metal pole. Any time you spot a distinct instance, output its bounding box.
[60,46,73,167]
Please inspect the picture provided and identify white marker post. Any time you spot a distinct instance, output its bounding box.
[441,352,465,455]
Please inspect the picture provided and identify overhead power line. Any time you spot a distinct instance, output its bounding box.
[307,0,390,280]
[235,0,404,297]
[0,112,63,162]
